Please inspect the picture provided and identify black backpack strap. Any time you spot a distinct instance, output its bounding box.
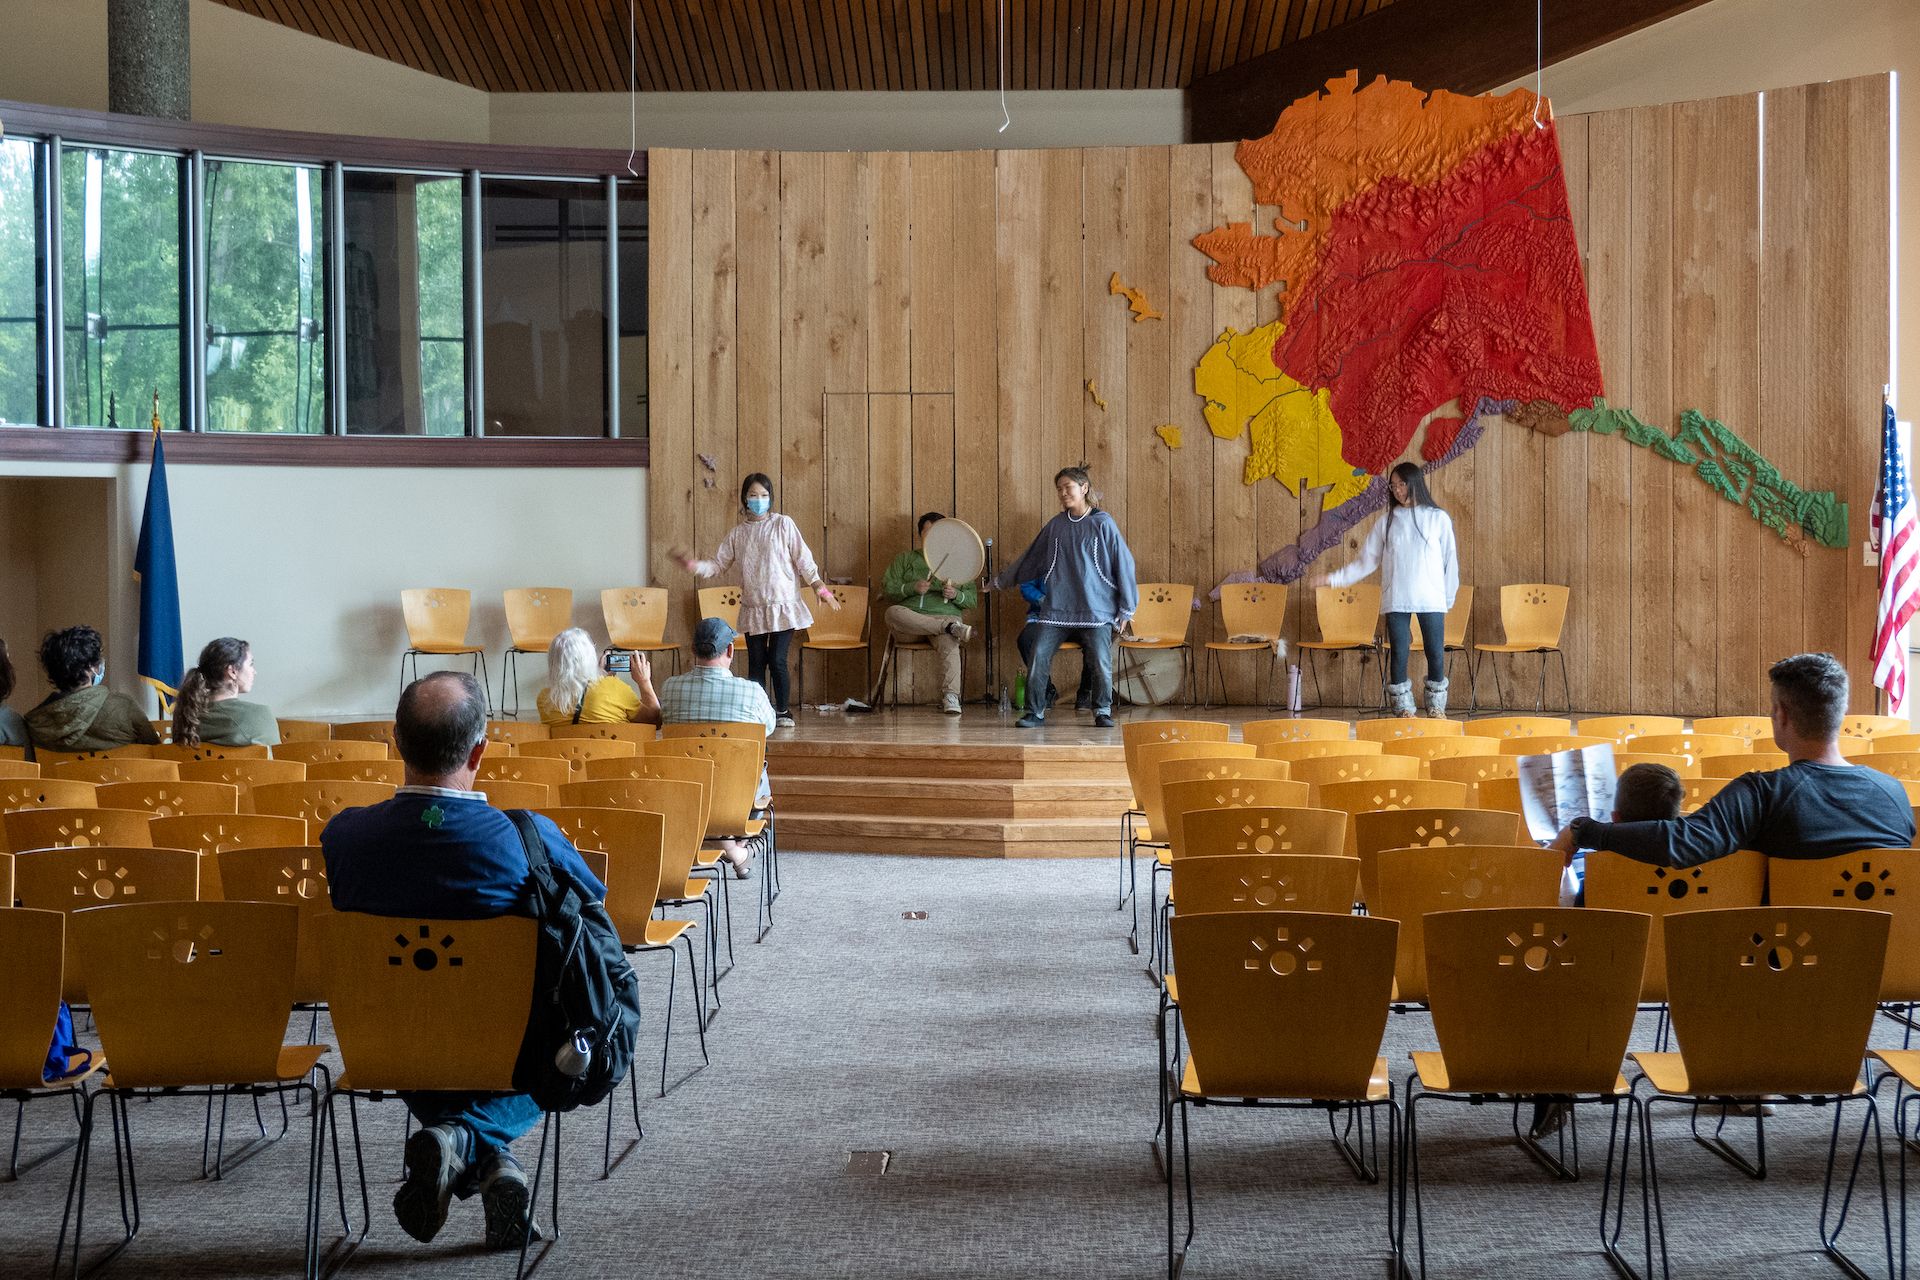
[573,692,586,725]
[507,809,565,916]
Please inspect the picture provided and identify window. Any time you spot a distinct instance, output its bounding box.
[61,145,184,430]
[204,159,326,433]
[617,180,646,439]
[342,170,467,436]
[481,177,607,437]
[0,139,43,426]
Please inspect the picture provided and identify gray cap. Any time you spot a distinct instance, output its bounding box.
[692,616,739,659]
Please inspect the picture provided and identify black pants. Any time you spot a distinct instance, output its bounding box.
[1383,611,1447,685]
[747,629,794,714]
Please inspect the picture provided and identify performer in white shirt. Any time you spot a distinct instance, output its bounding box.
[1311,462,1460,718]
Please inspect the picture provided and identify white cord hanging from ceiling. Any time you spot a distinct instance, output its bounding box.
[1532,0,1545,129]
[997,0,1012,133]
[626,0,639,175]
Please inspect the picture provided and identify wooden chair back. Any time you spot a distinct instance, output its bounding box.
[15,847,201,1001]
[1690,715,1772,745]
[1164,779,1313,860]
[1132,741,1259,844]
[1768,850,1920,1002]
[6,807,154,854]
[1291,754,1422,790]
[305,759,407,786]
[1613,751,1698,778]
[602,586,670,648]
[1462,717,1572,740]
[474,778,553,809]
[647,737,763,838]
[1127,584,1195,646]
[1496,735,1611,756]
[1410,586,1474,651]
[486,720,551,745]
[1353,808,1527,909]
[1699,751,1789,778]
[1311,585,1381,647]
[1369,845,1565,1004]
[1158,757,1290,788]
[0,778,99,820]
[1584,850,1766,1003]
[1424,907,1649,1094]
[1239,718,1351,745]
[251,780,396,828]
[557,779,706,887]
[272,739,390,766]
[0,909,68,1089]
[35,747,155,768]
[579,753,715,832]
[1177,806,1348,859]
[537,806,679,915]
[76,901,299,1087]
[95,780,240,818]
[550,723,660,744]
[1429,755,1519,787]
[1354,718,1464,743]
[1874,734,1920,755]
[1663,906,1890,1096]
[1576,715,1686,744]
[477,755,574,789]
[1630,733,1749,769]
[1381,735,1498,765]
[217,846,334,1004]
[1495,584,1570,649]
[1171,854,1359,916]
[150,742,272,762]
[696,586,744,631]
[176,757,307,789]
[1683,776,1731,813]
[0,760,39,780]
[401,587,477,652]
[149,813,310,902]
[517,737,640,777]
[275,719,333,742]
[1169,910,1396,1100]
[1216,583,1286,643]
[1256,738,1381,764]
[804,585,870,644]
[503,587,574,652]
[1315,779,1472,856]
[658,721,769,743]
[1843,714,1910,740]
[331,721,398,747]
[319,911,534,1091]
[1866,753,1920,783]
[49,757,179,785]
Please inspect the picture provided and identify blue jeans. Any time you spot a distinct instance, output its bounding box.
[404,1090,541,1184]
[1383,611,1446,685]
[1025,625,1115,718]
[1017,623,1093,708]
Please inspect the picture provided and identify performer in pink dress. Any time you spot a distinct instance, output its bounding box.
[673,472,838,728]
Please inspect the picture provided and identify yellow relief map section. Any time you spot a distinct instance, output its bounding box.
[1194,321,1369,510]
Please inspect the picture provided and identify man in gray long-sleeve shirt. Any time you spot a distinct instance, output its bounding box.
[1551,653,1914,868]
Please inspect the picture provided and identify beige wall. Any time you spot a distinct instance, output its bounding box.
[0,0,488,141]
[489,89,1185,151]
[1503,0,1915,415]
[0,457,647,718]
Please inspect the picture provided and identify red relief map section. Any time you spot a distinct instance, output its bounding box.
[1269,123,1604,475]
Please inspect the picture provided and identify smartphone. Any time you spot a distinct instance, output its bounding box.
[604,651,633,674]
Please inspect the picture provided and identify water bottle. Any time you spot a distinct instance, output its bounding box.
[554,1030,593,1078]
[1287,665,1303,716]
[1013,671,1027,712]
[998,684,1012,717]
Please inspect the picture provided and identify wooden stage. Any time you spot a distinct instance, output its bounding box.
[769,705,1275,859]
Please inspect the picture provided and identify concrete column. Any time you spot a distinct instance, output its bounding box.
[108,0,190,120]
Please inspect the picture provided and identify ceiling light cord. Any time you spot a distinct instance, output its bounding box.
[997,0,1011,133]
[1532,0,1545,129]
[626,0,639,175]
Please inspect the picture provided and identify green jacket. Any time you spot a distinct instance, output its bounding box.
[24,685,162,753]
[192,698,281,747]
[881,548,978,617]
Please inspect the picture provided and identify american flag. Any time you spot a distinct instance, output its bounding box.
[1871,402,1917,712]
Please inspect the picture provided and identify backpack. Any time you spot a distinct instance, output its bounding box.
[44,1002,89,1082]
[505,810,642,1112]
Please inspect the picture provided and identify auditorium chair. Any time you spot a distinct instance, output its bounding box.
[1403,907,1646,1264]
[1628,907,1892,1280]
[1698,751,1789,778]
[5,807,154,856]
[648,736,771,948]
[1129,741,1257,954]
[1120,721,1231,919]
[399,587,490,710]
[1629,733,1747,770]
[1576,715,1685,745]
[49,757,179,786]
[217,844,337,1039]
[0,759,39,781]
[1369,845,1564,1006]
[1165,911,1399,1278]
[1495,734,1611,756]
[1291,753,1423,791]
[1255,737,1381,764]
[1354,716,1464,743]
[13,847,201,1002]
[1682,776,1730,813]
[602,585,686,678]
[1316,780,1473,857]
[473,778,552,809]
[272,739,390,767]
[1118,582,1197,707]
[175,757,306,792]
[1239,717,1350,745]
[250,780,396,828]
[333,720,398,747]
[1472,583,1571,714]
[274,719,332,742]
[1379,735,1499,766]
[517,737,639,777]
[1843,714,1910,740]
[486,719,551,746]
[796,584,870,708]
[1428,755,1518,788]
[151,742,272,764]
[149,813,310,901]
[499,587,574,719]
[696,586,746,672]
[478,755,575,790]
[0,909,102,1184]
[1611,751,1697,778]
[550,722,658,745]
[1297,585,1382,711]
[34,746,155,769]
[1690,716,1772,746]
[1352,807,1525,911]
[1867,752,1920,782]
[95,780,240,818]
[1203,582,1286,709]
[1463,716,1572,740]
[305,759,407,786]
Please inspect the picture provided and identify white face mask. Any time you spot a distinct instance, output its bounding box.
[91,666,105,687]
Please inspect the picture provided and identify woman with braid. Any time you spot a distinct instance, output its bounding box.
[173,637,280,747]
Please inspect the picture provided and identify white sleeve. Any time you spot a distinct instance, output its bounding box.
[1440,514,1460,608]
[1326,515,1387,588]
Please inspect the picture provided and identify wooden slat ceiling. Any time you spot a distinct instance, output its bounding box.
[210,0,1397,93]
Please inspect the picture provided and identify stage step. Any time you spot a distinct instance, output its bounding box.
[772,812,1117,859]
[773,774,1132,820]
[766,738,1124,781]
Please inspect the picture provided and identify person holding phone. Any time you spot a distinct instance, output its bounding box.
[672,472,839,730]
[536,627,661,727]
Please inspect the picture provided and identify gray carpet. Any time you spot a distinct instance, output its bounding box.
[0,853,1907,1278]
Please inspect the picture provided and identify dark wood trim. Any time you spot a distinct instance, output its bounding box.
[0,98,647,178]
[0,425,648,468]
[1182,0,1711,143]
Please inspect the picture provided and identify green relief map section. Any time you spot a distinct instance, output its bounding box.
[1567,399,1849,548]
[1194,321,1370,510]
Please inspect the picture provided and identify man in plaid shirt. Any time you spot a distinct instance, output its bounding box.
[657,616,776,876]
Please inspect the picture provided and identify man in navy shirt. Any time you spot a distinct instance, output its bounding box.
[1551,653,1915,868]
[323,671,607,1250]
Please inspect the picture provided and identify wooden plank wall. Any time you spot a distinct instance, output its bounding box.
[648,74,1890,714]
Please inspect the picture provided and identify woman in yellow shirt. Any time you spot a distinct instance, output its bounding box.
[536,627,663,726]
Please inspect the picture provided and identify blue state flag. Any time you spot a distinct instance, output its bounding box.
[134,425,183,699]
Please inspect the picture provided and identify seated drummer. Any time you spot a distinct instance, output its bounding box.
[853,512,977,716]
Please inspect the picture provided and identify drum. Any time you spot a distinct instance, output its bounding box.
[921,518,986,586]
[1114,647,1186,706]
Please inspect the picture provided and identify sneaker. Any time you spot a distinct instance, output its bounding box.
[394,1123,467,1244]
[1073,695,1093,712]
[945,620,975,644]
[775,714,795,729]
[941,693,962,715]
[478,1149,542,1250]
[1015,713,1044,729]
[1093,712,1116,729]
[1528,1100,1571,1139]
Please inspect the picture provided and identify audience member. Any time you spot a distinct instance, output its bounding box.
[1552,653,1915,866]
[322,671,607,1250]
[23,625,161,753]
[866,511,976,715]
[536,627,661,727]
[172,637,279,747]
[656,616,775,877]
[0,639,27,756]
[1612,762,1685,823]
